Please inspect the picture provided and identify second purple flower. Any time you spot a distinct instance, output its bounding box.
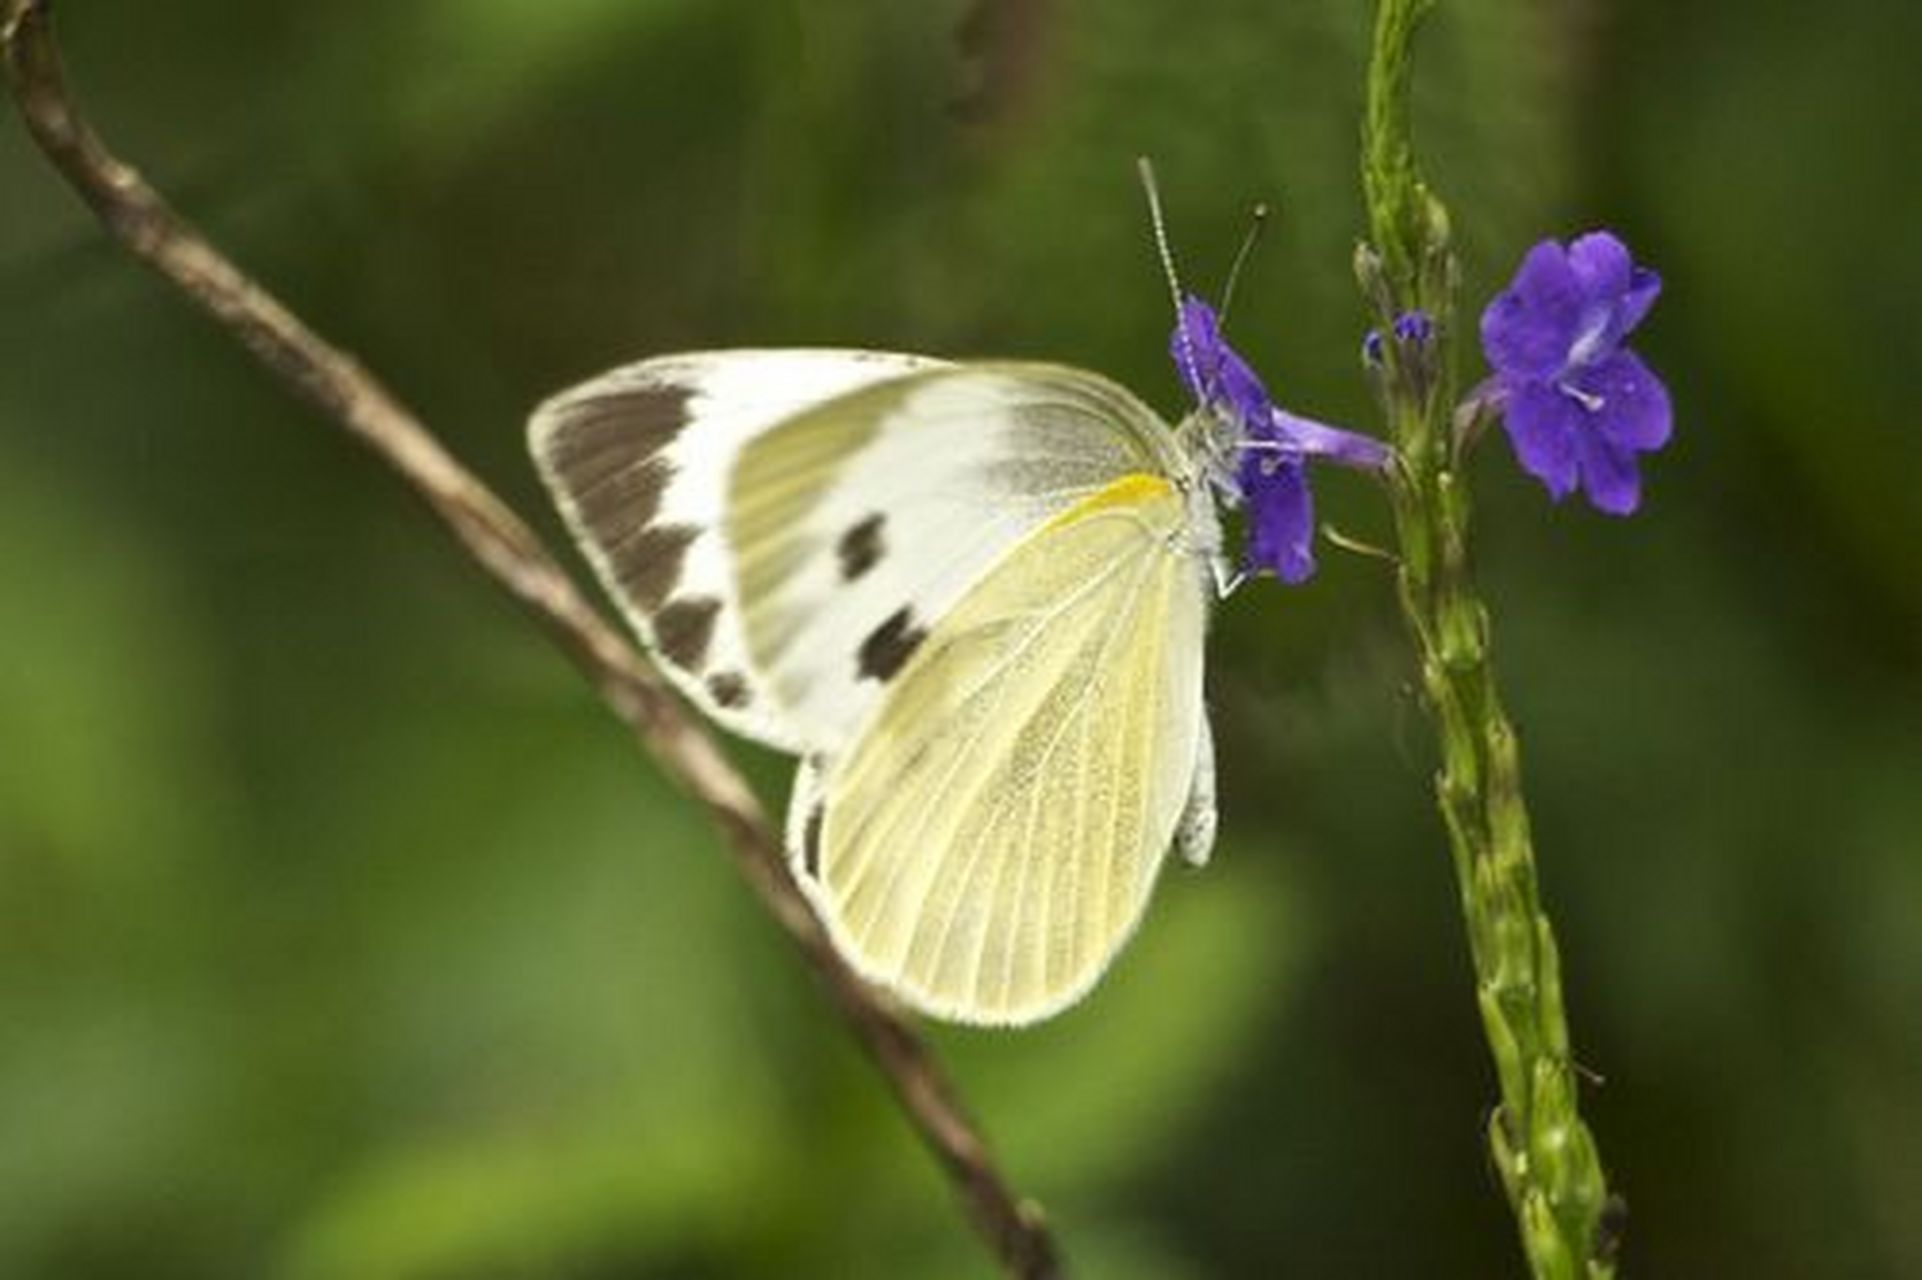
[1479,232,1672,515]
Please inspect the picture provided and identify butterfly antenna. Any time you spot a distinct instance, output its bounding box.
[1216,201,1270,331]
[1137,156,1201,392]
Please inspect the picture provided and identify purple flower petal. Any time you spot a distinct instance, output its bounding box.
[1480,240,1583,381]
[1240,454,1316,583]
[1170,297,1216,399]
[1583,351,1673,452]
[1272,408,1393,471]
[1575,428,1643,516]
[1567,231,1665,352]
[1501,382,1582,500]
[1568,231,1633,306]
[1618,266,1663,338]
[1173,297,1272,428]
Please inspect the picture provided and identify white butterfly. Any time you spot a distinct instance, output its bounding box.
[526,174,1385,1026]
[529,347,1236,1025]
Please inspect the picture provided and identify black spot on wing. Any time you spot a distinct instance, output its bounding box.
[836,513,887,582]
[857,607,927,682]
[705,670,752,709]
[801,802,825,880]
[613,523,699,614]
[654,596,722,670]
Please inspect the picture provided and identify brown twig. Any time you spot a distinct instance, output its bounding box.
[0,3,1060,1275]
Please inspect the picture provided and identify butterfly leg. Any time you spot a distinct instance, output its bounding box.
[1208,553,1245,599]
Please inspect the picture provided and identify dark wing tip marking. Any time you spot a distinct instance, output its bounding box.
[537,378,701,618]
[801,802,825,880]
[543,382,694,471]
[857,606,927,683]
[572,454,674,544]
[613,523,700,614]
[654,596,722,670]
[835,512,887,582]
[705,670,752,709]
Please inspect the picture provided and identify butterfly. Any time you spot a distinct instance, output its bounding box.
[527,167,1385,1026]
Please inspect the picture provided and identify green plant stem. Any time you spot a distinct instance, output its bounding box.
[1358,2,1621,1276]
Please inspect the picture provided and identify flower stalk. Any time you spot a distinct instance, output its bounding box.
[1358,1,1621,1275]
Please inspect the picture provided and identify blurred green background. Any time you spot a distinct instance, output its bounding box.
[3,1,1918,1276]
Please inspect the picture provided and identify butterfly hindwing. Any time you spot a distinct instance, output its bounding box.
[802,472,1211,1025]
[1176,713,1218,869]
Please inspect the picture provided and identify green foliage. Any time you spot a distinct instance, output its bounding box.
[1361,2,1614,1274]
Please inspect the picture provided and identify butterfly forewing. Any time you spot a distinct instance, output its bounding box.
[724,362,1177,754]
[530,350,947,749]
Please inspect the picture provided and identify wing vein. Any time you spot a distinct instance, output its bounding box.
[956,550,1159,1009]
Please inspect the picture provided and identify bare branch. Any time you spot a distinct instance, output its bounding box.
[0,3,1059,1275]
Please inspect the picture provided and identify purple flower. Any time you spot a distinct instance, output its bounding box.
[1172,297,1271,433]
[1480,232,1671,515]
[1392,310,1433,346]
[1364,309,1435,368]
[1172,297,1390,583]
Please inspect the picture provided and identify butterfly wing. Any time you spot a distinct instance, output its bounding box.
[802,473,1211,1025]
[531,352,1183,756]
[530,350,945,748]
